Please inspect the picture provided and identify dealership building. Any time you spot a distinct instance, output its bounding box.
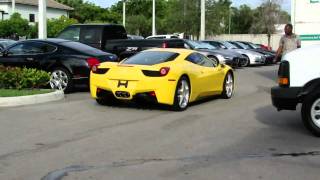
[291,0,320,46]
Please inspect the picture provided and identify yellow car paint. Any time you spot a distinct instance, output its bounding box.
[90,48,233,106]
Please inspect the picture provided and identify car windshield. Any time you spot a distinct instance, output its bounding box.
[0,40,16,49]
[248,42,261,49]
[122,51,179,65]
[235,42,249,49]
[187,40,216,50]
[220,41,238,49]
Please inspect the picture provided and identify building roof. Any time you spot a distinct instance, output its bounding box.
[0,0,73,10]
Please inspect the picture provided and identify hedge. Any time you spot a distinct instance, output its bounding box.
[0,65,51,89]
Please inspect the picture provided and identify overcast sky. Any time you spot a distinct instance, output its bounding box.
[86,0,291,13]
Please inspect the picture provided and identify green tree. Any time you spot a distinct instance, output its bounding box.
[110,0,168,36]
[47,16,78,37]
[206,0,232,35]
[250,0,287,46]
[0,13,31,38]
[55,0,120,23]
[230,5,254,34]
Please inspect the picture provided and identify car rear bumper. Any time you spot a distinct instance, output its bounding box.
[271,86,302,110]
[90,73,177,105]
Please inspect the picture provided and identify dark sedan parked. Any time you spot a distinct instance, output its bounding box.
[0,38,118,92]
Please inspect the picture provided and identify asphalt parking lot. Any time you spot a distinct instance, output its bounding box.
[1,65,320,180]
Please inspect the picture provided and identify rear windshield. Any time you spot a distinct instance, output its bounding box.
[122,51,179,65]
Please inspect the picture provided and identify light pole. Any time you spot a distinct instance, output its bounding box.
[228,3,232,34]
[200,0,205,40]
[152,0,156,36]
[12,0,15,14]
[123,0,126,27]
[38,0,47,39]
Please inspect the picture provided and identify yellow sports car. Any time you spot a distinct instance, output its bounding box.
[90,48,234,110]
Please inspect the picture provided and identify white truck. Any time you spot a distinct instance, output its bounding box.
[271,45,320,136]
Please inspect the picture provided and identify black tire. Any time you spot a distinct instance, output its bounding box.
[208,56,219,67]
[241,55,250,67]
[221,72,234,99]
[301,92,320,136]
[50,67,73,93]
[172,76,190,111]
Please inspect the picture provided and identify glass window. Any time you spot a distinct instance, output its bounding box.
[122,51,179,65]
[81,27,102,43]
[186,40,216,50]
[186,53,216,67]
[185,53,203,64]
[57,27,80,41]
[221,41,238,49]
[29,14,35,22]
[8,42,57,55]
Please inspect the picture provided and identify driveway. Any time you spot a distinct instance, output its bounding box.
[0,65,319,180]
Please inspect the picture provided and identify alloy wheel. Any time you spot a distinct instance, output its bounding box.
[177,79,190,109]
[50,70,69,90]
[310,98,320,128]
[225,73,234,98]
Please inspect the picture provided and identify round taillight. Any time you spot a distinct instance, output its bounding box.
[160,67,170,76]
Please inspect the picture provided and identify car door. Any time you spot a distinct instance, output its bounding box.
[195,53,225,95]
[185,53,215,97]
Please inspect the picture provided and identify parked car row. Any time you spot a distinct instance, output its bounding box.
[0,24,278,94]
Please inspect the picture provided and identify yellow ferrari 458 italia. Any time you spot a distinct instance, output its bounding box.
[90,48,234,111]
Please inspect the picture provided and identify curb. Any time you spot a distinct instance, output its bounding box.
[0,90,64,107]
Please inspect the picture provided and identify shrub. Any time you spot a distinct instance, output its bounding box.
[0,65,51,89]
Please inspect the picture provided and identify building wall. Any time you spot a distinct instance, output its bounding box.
[207,34,282,50]
[0,3,68,22]
[291,0,320,46]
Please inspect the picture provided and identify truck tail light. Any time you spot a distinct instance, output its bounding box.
[278,61,290,87]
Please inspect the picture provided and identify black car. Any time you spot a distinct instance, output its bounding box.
[0,38,118,92]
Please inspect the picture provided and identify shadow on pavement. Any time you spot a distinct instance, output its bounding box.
[256,69,278,82]
[254,104,308,135]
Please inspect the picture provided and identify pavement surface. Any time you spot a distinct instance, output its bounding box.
[0,65,319,180]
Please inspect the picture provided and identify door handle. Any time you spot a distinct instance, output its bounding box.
[25,57,34,61]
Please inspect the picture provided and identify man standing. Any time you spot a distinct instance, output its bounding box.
[275,23,301,62]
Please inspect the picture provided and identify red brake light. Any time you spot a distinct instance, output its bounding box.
[160,67,170,76]
[87,57,100,69]
[162,42,168,48]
